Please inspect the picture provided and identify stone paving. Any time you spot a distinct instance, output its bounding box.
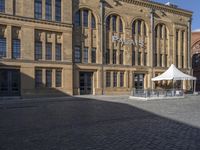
[1,95,200,150]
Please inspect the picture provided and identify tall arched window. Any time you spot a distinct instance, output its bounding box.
[74,9,96,29]
[91,14,96,29]
[75,10,81,27]
[132,19,147,36]
[132,19,148,66]
[119,19,123,32]
[106,16,110,30]
[155,23,168,67]
[112,16,117,32]
[106,14,124,33]
[155,24,167,39]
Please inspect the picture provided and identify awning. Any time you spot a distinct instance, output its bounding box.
[152,64,197,81]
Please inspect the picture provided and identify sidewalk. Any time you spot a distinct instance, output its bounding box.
[0,96,74,105]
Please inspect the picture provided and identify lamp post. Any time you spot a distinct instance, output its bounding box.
[100,0,105,95]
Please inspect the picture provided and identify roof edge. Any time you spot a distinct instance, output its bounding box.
[119,0,193,17]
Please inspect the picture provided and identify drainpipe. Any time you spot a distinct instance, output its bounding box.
[188,18,192,91]
[188,18,192,70]
[100,0,105,95]
[150,9,155,89]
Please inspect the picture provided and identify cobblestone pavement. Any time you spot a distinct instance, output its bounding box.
[1,95,200,150]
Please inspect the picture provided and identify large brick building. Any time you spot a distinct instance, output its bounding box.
[0,0,193,97]
[192,30,200,91]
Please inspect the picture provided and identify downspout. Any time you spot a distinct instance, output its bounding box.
[100,0,105,95]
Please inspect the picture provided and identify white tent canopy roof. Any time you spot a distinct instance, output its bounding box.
[152,64,197,81]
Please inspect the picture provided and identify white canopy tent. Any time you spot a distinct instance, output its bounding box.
[151,64,197,92]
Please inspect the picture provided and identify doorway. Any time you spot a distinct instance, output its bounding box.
[0,69,20,96]
[79,72,93,95]
[134,73,144,90]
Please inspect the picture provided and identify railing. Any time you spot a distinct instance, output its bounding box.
[131,89,184,98]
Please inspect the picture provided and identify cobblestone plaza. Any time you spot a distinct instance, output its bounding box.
[1,96,200,150]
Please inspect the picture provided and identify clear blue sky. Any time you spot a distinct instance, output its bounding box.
[154,0,199,30]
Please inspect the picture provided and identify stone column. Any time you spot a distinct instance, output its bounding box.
[111,71,114,88]
[178,30,182,68]
[42,69,46,87]
[184,30,188,68]
[168,34,173,67]
[88,11,92,64]
[52,0,55,21]
[141,21,144,66]
[42,0,45,20]
[124,71,128,88]
[173,29,177,66]
[135,21,138,66]
[52,69,56,88]
[117,72,120,87]
[52,33,56,61]
[5,0,13,15]
[157,25,161,67]
[162,25,166,67]
[42,32,46,60]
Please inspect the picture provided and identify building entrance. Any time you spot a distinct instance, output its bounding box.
[79,72,93,95]
[134,74,144,90]
[0,69,20,96]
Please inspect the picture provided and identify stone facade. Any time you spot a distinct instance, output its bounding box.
[0,0,193,97]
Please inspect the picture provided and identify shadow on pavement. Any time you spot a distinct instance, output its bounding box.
[0,96,200,150]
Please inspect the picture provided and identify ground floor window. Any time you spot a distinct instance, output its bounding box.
[46,69,52,87]
[113,72,117,87]
[91,48,96,63]
[56,70,62,87]
[0,69,20,96]
[134,74,144,90]
[120,72,124,87]
[35,68,62,88]
[74,46,81,63]
[106,72,111,87]
[35,69,42,88]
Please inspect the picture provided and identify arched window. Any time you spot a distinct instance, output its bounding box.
[132,23,135,34]
[138,20,141,35]
[144,23,147,36]
[119,19,123,32]
[0,0,5,12]
[75,10,81,27]
[160,24,163,38]
[112,16,117,32]
[106,16,110,30]
[132,19,147,36]
[155,24,168,39]
[106,14,123,32]
[91,14,96,29]
[192,53,200,68]
[74,9,96,29]
[83,10,89,27]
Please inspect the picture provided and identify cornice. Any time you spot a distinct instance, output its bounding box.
[0,59,73,65]
[0,13,73,28]
[119,0,193,17]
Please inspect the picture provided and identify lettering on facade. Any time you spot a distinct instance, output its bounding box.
[112,35,145,48]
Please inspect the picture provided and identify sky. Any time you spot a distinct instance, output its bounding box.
[154,0,199,31]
